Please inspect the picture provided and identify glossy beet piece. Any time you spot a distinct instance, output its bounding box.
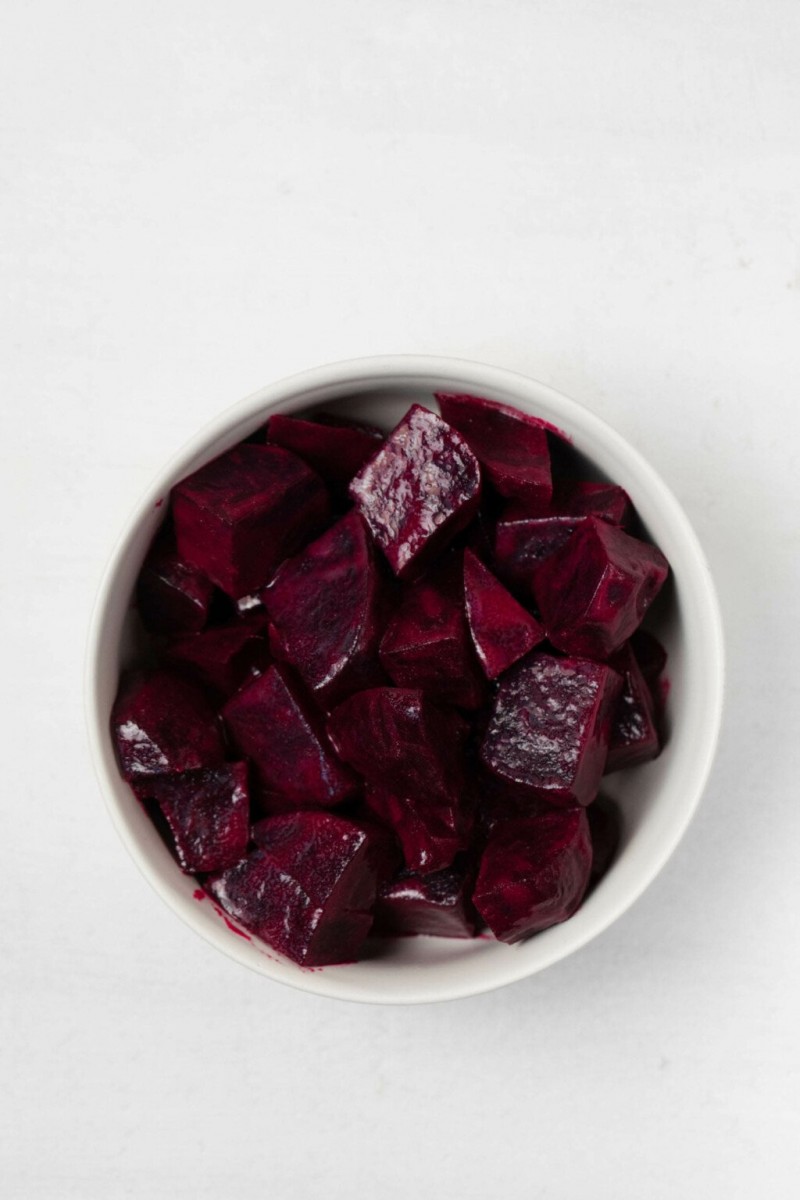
[473,807,592,942]
[222,665,355,808]
[172,444,329,597]
[363,785,468,873]
[264,511,387,708]
[493,513,585,595]
[587,794,620,885]
[209,812,379,965]
[164,615,270,698]
[436,392,552,507]
[142,762,250,873]
[266,413,382,490]
[605,644,660,772]
[328,688,468,808]
[374,866,478,938]
[555,480,631,525]
[481,652,622,807]
[463,548,544,679]
[112,669,224,781]
[379,557,484,709]
[136,531,214,636]
[534,517,669,659]
[349,404,481,579]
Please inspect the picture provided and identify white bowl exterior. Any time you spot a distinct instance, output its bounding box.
[85,356,724,1004]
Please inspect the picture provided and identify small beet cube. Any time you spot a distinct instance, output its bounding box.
[554,480,631,525]
[473,807,592,942]
[437,392,552,507]
[349,404,481,579]
[264,511,387,708]
[587,794,620,885]
[534,517,669,659]
[493,513,585,595]
[374,866,478,938]
[164,615,271,698]
[463,548,544,679]
[481,652,622,807]
[605,644,660,772]
[141,762,250,873]
[379,556,485,709]
[136,531,214,636]
[363,785,469,873]
[172,444,329,597]
[222,665,355,807]
[209,812,379,965]
[266,413,382,490]
[112,669,224,781]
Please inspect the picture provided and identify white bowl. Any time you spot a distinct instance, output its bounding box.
[85,355,724,1004]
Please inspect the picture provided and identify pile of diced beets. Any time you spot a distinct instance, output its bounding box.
[112,394,669,967]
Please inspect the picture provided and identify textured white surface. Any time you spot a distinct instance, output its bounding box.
[2,1,799,1196]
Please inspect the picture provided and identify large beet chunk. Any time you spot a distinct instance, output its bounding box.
[374,865,478,938]
[266,413,382,490]
[493,513,586,595]
[436,392,552,507]
[172,444,329,597]
[605,643,661,772]
[264,511,387,708]
[534,517,669,659]
[164,615,271,698]
[363,784,469,873]
[554,480,631,525]
[481,652,622,807]
[208,812,380,965]
[222,665,355,808]
[140,762,250,873]
[349,404,481,579]
[463,548,544,679]
[136,530,214,636]
[112,669,224,781]
[473,808,592,942]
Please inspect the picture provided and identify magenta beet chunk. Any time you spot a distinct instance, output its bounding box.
[374,866,478,938]
[164,615,271,698]
[349,404,481,579]
[554,480,632,526]
[328,688,468,808]
[605,644,660,772]
[534,517,669,659]
[266,413,382,489]
[436,392,552,507]
[141,762,250,873]
[493,513,585,595]
[363,784,468,873]
[209,812,379,965]
[630,628,668,690]
[473,807,592,942]
[136,531,214,636]
[172,443,329,597]
[481,652,622,807]
[222,665,355,807]
[112,669,224,781]
[379,556,485,709]
[587,794,620,885]
[463,548,544,679]
[263,511,387,708]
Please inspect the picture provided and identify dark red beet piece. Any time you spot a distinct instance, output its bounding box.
[172,444,329,597]
[463,548,544,679]
[587,794,621,885]
[164,615,271,698]
[436,392,552,507]
[136,531,214,636]
[630,628,668,690]
[534,517,669,659]
[554,480,632,526]
[112,669,224,781]
[481,652,622,807]
[349,404,481,579]
[266,413,382,490]
[605,644,660,772]
[473,807,592,943]
[264,511,387,709]
[209,812,379,965]
[379,556,485,709]
[222,665,355,808]
[374,866,478,938]
[493,513,585,595]
[363,784,469,873]
[141,762,250,873]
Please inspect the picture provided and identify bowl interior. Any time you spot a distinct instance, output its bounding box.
[86,357,724,1003]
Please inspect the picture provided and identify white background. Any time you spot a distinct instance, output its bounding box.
[3,2,799,1196]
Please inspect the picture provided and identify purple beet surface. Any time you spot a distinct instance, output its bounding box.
[587,794,621,886]
[141,762,251,873]
[266,413,383,490]
[112,669,225,781]
[605,643,661,772]
[554,480,632,525]
[493,513,586,595]
[363,784,469,874]
[136,530,214,636]
[373,865,478,939]
[463,548,544,679]
[164,615,271,698]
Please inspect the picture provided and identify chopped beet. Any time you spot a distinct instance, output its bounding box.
[266,413,382,490]
[222,665,355,807]
[172,444,329,597]
[233,591,268,618]
[463,548,544,679]
[136,530,214,635]
[554,480,632,525]
[141,763,250,873]
[605,644,660,772]
[493,513,585,595]
[363,784,469,873]
[208,812,379,965]
[587,794,621,885]
[481,652,622,807]
[630,628,668,690]
[436,392,552,507]
[534,517,669,659]
[379,556,485,709]
[373,866,478,938]
[473,807,592,942]
[112,669,224,781]
[263,511,387,708]
[349,404,481,579]
[164,615,271,698]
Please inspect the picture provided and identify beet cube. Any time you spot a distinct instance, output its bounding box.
[264,511,387,708]
[209,812,379,965]
[587,794,620,885]
[172,444,329,597]
[493,513,585,595]
[164,615,270,698]
[112,669,224,781]
[463,548,544,679]
[349,404,481,579]
[136,531,214,636]
[481,652,622,807]
[222,665,355,807]
[266,413,382,490]
[605,644,660,772]
[473,807,592,942]
[436,392,552,507]
[363,784,468,873]
[141,762,250,873]
[554,480,631,526]
[534,517,669,659]
[374,866,478,938]
[630,628,668,690]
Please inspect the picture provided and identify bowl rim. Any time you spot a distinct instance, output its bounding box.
[84,354,725,1004]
